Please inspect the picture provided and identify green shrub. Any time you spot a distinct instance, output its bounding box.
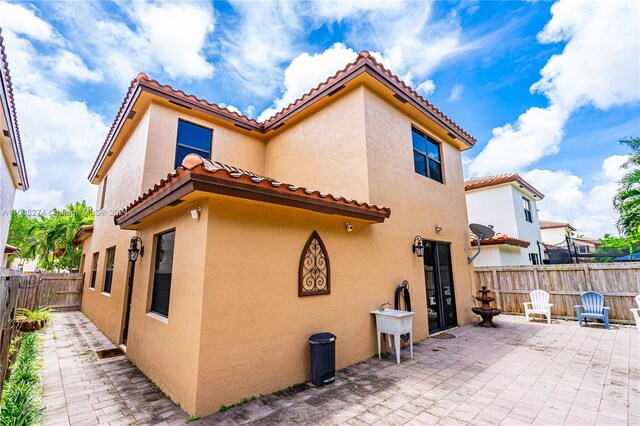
[0,332,43,426]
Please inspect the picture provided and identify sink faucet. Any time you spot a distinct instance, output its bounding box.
[379,301,391,311]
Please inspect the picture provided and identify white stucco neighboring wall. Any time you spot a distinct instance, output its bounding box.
[466,183,543,266]
[466,185,517,235]
[0,150,17,261]
[541,227,573,246]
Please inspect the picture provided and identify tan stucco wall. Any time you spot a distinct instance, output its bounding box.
[124,201,209,413]
[362,87,477,330]
[264,86,369,201]
[80,82,476,417]
[80,107,152,342]
[144,102,265,190]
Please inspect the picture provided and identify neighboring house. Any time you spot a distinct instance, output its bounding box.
[572,236,600,255]
[3,244,17,269]
[540,220,576,246]
[0,30,28,274]
[464,174,545,266]
[76,51,478,416]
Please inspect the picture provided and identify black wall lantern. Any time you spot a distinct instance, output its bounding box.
[412,235,424,257]
[128,236,144,262]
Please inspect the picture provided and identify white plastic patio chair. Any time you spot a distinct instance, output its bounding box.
[523,289,553,324]
[632,294,640,333]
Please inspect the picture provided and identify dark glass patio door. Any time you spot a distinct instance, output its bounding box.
[424,241,457,334]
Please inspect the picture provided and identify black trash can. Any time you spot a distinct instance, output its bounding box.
[309,332,336,386]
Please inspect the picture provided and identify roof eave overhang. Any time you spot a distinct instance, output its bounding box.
[0,75,28,191]
[115,172,390,229]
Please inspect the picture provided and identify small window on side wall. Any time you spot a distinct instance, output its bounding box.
[103,247,116,294]
[90,252,99,289]
[298,231,330,296]
[150,230,176,317]
[175,120,212,169]
[412,127,443,183]
[522,197,533,223]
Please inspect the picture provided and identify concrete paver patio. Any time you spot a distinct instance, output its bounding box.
[41,312,638,425]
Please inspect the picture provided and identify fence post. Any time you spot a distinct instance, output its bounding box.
[492,269,502,310]
[533,266,540,290]
[583,263,593,291]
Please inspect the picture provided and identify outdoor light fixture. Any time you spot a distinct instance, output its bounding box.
[128,236,144,262]
[435,224,443,233]
[345,222,353,232]
[190,207,201,220]
[412,235,424,257]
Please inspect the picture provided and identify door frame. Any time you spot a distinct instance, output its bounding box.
[120,260,136,346]
[423,240,458,334]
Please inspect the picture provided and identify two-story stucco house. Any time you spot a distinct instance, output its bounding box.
[464,174,544,266]
[0,30,28,272]
[77,51,478,416]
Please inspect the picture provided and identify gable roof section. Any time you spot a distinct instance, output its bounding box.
[89,50,475,182]
[540,220,576,231]
[114,154,391,228]
[464,173,544,199]
[0,29,28,190]
[470,232,530,248]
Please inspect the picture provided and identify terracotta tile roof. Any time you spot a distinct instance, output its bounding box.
[4,244,19,255]
[89,50,475,182]
[464,173,544,199]
[539,220,576,231]
[470,232,530,248]
[114,154,391,228]
[74,224,94,243]
[0,29,28,190]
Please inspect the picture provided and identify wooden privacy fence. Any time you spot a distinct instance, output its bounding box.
[0,272,83,398]
[474,263,640,322]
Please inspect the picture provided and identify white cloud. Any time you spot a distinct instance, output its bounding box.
[524,154,629,237]
[133,2,215,79]
[15,93,108,161]
[469,106,568,175]
[52,51,103,83]
[469,0,640,176]
[218,103,242,115]
[258,43,358,122]
[448,84,464,102]
[13,188,63,212]
[0,1,56,41]
[417,80,436,96]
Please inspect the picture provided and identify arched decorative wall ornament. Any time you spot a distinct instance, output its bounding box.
[298,231,331,296]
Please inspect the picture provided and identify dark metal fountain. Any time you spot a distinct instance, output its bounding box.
[471,286,502,327]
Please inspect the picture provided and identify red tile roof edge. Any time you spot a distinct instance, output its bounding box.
[0,29,28,190]
[539,220,577,231]
[4,244,19,254]
[89,50,475,182]
[464,173,544,199]
[114,154,391,226]
[470,232,531,248]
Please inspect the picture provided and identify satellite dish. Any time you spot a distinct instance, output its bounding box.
[470,223,495,240]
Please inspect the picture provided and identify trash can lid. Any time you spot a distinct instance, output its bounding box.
[309,332,336,344]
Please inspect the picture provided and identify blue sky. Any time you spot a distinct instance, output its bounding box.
[1,0,639,237]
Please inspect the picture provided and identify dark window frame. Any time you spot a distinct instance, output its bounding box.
[149,229,176,318]
[174,120,213,169]
[411,127,443,183]
[103,246,116,294]
[99,175,108,211]
[90,252,99,289]
[529,253,539,265]
[523,197,533,223]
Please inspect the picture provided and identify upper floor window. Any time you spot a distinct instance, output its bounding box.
[529,253,539,265]
[412,128,443,183]
[99,175,108,211]
[103,247,116,294]
[577,245,589,254]
[150,230,176,318]
[175,120,212,169]
[522,197,533,223]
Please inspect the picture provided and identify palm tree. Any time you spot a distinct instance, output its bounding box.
[614,137,640,236]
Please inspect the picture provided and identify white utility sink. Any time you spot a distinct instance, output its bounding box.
[370,309,414,364]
